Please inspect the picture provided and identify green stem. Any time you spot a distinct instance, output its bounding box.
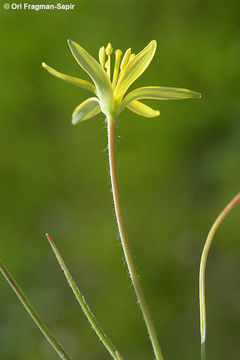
[201,342,206,360]
[0,261,72,360]
[107,116,164,360]
[46,234,120,360]
[199,193,240,358]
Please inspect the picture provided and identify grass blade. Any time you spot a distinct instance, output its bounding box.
[199,193,240,359]
[0,261,73,360]
[46,233,120,360]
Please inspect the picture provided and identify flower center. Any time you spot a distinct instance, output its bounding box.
[98,43,135,89]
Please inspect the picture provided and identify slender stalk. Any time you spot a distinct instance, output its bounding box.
[0,261,72,360]
[199,193,240,359]
[46,234,120,360]
[201,342,206,360]
[107,116,164,360]
[116,350,124,360]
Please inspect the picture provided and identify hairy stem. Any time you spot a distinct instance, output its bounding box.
[0,261,72,360]
[199,193,240,359]
[107,116,164,360]
[46,234,120,360]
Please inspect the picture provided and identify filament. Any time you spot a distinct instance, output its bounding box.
[112,50,122,88]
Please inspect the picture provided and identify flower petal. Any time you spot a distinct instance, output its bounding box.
[67,40,114,115]
[118,86,202,113]
[114,40,157,103]
[72,97,101,125]
[42,63,96,93]
[127,100,160,118]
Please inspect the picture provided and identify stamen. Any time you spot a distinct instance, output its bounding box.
[120,48,131,70]
[105,43,113,56]
[112,49,122,88]
[129,54,135,62]
[105,58,111,79]
[99,46,105,68]
[105,43,113,79]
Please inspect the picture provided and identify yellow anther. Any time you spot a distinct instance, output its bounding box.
[112,49,123,88]
[104,43,113,79]
[99,46,106,68]
[105,43,113,55]
[120,48,131,70]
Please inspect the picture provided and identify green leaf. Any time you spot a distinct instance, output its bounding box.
[46,234,120,360]
[114,40,157,103]
[0,261,72,360]
[42,63,96,93]
[72,97,101,125]
[199,193,240,359]
[127,100,160,118]
[68,40,113,115]
[118,86,202,114]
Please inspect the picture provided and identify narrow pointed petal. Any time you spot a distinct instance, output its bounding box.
[118,86,202,113]
[114,40,157,103]
[127,100,160,118]
[72,97,101,125]
[67,40,114,115]
[42,63,96,93]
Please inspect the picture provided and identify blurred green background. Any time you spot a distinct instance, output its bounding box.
[0,1,240,359]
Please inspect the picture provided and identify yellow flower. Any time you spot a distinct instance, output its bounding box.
[42,40,201,124]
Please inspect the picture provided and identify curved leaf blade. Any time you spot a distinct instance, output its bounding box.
[0,262,72,360]
[199,193,240,358]
[46,234,120,360]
